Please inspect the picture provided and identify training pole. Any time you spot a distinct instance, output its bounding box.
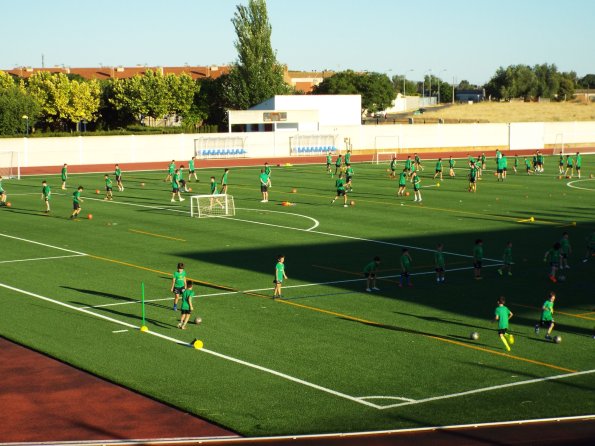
[141,282,146,327]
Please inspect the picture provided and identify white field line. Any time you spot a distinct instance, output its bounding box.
[366,369,595,410]
[566,178,595,191]
[53,194,500,261]
[81,264,500,310]
[0,254,86,264]
[236,207,319,231]
[0,232,87,256]
[0,281,380,410]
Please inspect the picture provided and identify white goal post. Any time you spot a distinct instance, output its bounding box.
[190,194,235,218]
[552,133,565,156]
[0,151,21,179]
[372,136,401,164]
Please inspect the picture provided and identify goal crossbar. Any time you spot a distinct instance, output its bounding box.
[190,194,235,218]
[0,151,21,179]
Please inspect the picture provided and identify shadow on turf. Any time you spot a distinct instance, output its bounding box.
[69,301,176,329]
[63,286,172,312]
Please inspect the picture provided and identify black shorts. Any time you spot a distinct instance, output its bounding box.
[469,178,476,183]
[73,202,80,210]
[474,261,482,269]
[497,168,503,173]
[413,186,420,191]
[550,262,560,267]
[180,179,186,186]
[346,176,352,183]
[435,169,442,173]
[181,309,191,315]
[498,328,508,335]
[435,267,444,273]
[273,279,283,284]
[106,186,112,192]
[399,183,406,188]
[561,253,568,259]
[526,167,531,172]
[576,166,581,171]
[189,170,195,174]
[173,287,184,295]
[540,320,554,328]
[172,187,179,192]
[400,271,410,277]
[336,189,345,196]
[326,163,331,168]
[503,168,507,171]
[365,272,376,278]
[115,175,121,181]
[260,185,268,192]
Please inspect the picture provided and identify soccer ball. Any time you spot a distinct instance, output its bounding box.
[6,202,12,207]
[436,182,440,187]
[188,187,192,192]
[470,332,479,340]
[405,191,410,196]
[291,188,297,193]
[194,317,202,325]
[95,189,100,194]
[350,200,355,206]
[508,334,515,345]
[553,335,562,344]
[87,214,93,220]
[192,339,204,349]
[141,182,145,187]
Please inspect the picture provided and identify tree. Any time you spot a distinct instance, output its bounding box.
[578,74,595,89]
[313,70,395,114]
[225,0,291,109]
[391,75,418,96]
[0,70,16,90]
[0,84,40,135]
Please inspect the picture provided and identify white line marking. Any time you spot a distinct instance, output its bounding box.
[0,281,380,410]
[566,178,595,191]
[0,254,86,264]
[81,264,501,309]
[358,395,416,403]
[236,207,320,231]
[112,329,128,333]
[374,369,595,410]
[0,233,87,256]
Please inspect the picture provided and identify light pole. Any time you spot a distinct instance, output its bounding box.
[403,69,414,96]
[437,69,447,103]
[427,69,432,100]
[22,115,29,136]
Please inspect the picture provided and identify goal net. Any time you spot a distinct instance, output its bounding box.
[290,134,337,155]
[190,194,235,218]
[0,151,21,179]
[194,137,246,159]
[372,136,400,164]
[552,133,565,156]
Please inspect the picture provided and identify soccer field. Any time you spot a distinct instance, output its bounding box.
[1,156,594,436]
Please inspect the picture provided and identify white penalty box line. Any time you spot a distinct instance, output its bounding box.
[3,280,592,412]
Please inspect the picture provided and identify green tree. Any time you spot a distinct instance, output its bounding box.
[578,74,595,89]
[391,75,418,96]
[0,70,16,90]
[0,82,40,135]
[225,0,291,109]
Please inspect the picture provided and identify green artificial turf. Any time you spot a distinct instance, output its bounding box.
[0,155,594,436]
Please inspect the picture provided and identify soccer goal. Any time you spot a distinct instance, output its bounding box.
[0,151,21,179]
[552,133,565,156]
[372,136,400,164]
[190,194,235,218]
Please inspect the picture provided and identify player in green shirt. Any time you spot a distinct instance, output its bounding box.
[171,262,187,311]
[564,155,573,178]
[473,239,483,280]
[165,160,175,182]
[177,280,194,329]
[524,158,532,175]
[481,153,486,170]
[179,165,189,192]
[334,154,343,175]
[397,169,408,196]
[345,163,354,192]
[543,241,561,283]
[259,169,271,202]
[494,296,514,351]
[41,180,51,212]
[404,155,412,176]
[0,176,6,206]
[448,156,456,177]
[414,153,423,171]
[273,254,287,299]
[433,158,443,180]
[363,256,381,292]
[344,149,351,165]
[575,152,582,179]
[434,243,446,283]
[264,162,272,187]
[559,232,572,270]
[468,163,478,192]
[536,151,544,173]
[399,248,413,287]
[582,232,595,263]
[412,171,422,202]
[209,176,224,208]
[104,174,113,201]
[220,168,229,194]
[558,154,565,174]
[70,186,84,219]
[170,169,184,202]
[326,152,333,174]
[189,156,198,182]
[513,155,518,174]
[498,241,513,276]
[61,163,68,190]
[535,291,556,340]
[389,156,397,179]
[331,173,348,207]
[114,164,124,191]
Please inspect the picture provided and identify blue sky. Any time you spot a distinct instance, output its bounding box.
[2,0,593,84]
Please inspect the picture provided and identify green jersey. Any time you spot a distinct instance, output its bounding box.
[0,179,4,193]
[470,166,477,179]
[559,237,571,255]
[576,154,582,167]
[566,157,573,167]
[449,158,455,168]
[173,270,186,289]
[545,248,560,264]
[415,155,421,163]
[401,254,412,270]
[335,178,345,191]
[559,155,564,165]
[363,261,378,274]
[105,177,113,188]
[115,167,121,177]
[514,157,518,167]
[210,180,218,194]
[481,154,486,163]
[390,159,397,171]
[503,246,513,264]
[179,168,184,180]
[73,190,81,204]
[189,159,195,171]
[345,152,351,164]
[435,250,445,268]
[168,163,175,174]
[221,171,228,185]
[412,175,420,189]
[537,154,544,163]
[180,289,194,311]
[473,244,483,261]
[525,159,531,168]
[405,159,412,169]
[435,160,442,171]
[171,173,180,188]
[469,156,476,164]
[259,172,269,185]
[264,165,271,176]
[61,166,67,180]
[42,184,51,199]
[335,157,342,167]
[398,171,407,186]
[326,154,332,164]
[541,300,554,322]
[275,261,285,282]
[495,305,511,329]
[502,156,508,168]
[345,166,354,177]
